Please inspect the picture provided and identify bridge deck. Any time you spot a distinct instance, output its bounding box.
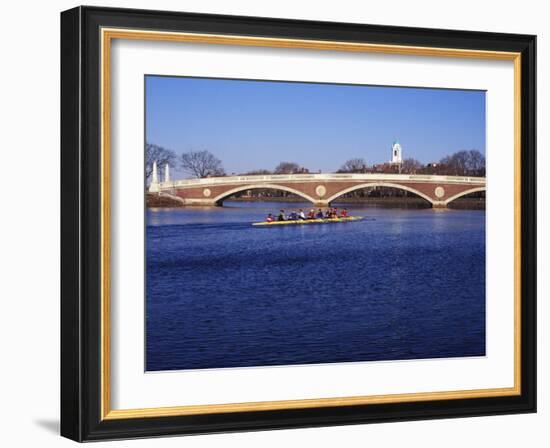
[161,173,485,189]
[150,173,486,208]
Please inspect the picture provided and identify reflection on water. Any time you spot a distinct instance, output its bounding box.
[146,201,486,371]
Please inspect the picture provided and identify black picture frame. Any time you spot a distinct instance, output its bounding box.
[61,5,536,442]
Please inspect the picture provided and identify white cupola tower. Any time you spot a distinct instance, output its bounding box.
[391,140,403,164]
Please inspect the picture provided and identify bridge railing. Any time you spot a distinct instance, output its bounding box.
[161,173,486,189]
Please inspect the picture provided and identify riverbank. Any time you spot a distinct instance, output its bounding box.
[146,194,183,208]
[146,194,485,209]
[447,198,486,210]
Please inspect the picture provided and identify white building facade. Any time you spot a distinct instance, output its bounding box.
[390,140,403,164]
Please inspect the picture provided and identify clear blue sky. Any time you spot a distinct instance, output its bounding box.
[145,75,485,177]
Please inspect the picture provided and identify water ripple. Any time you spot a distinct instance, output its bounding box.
[146,203,485,371]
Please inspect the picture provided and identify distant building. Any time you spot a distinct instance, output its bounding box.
[371,163,400,174]
[354,140,405,174]
[390,140,403,165]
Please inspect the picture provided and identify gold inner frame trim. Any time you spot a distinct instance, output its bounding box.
[100,27,522,420]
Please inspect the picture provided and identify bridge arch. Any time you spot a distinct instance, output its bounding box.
[444,186,486,205]
[212,183,318,205]
[325,182,435,206]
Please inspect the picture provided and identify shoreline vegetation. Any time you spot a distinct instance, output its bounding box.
[146,193,486,210]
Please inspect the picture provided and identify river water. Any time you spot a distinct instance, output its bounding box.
[146,202,486,371]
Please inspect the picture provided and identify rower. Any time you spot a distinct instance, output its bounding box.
[277,210,286,221]
[266,213,274,222]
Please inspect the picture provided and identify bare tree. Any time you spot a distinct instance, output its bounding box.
[145,143,176,182]
[339,158,368,173]
[454,150,471,175]
[274,162,301,174]
[243,169,272,175]
[467,150,486,176]
[401,158,423,174]
[439,150,485,176]
[439,151,464,175]
[180,150,225,178]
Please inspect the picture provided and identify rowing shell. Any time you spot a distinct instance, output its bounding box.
[252,216,364,226]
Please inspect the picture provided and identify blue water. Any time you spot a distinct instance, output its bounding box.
[146,202,485,371]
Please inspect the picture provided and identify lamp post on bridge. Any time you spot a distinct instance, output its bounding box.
[149,160,160,193]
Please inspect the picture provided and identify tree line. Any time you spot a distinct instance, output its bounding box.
[146,144,224,182]
[146,143,310,182]
[337,150,485,176]
[146,143,485,182]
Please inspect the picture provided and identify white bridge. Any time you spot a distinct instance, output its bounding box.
[149,166,485,208]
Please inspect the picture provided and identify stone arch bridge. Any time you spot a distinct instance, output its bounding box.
[150,173,485,208]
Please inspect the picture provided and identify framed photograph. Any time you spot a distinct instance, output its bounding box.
[61,6,536,442]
